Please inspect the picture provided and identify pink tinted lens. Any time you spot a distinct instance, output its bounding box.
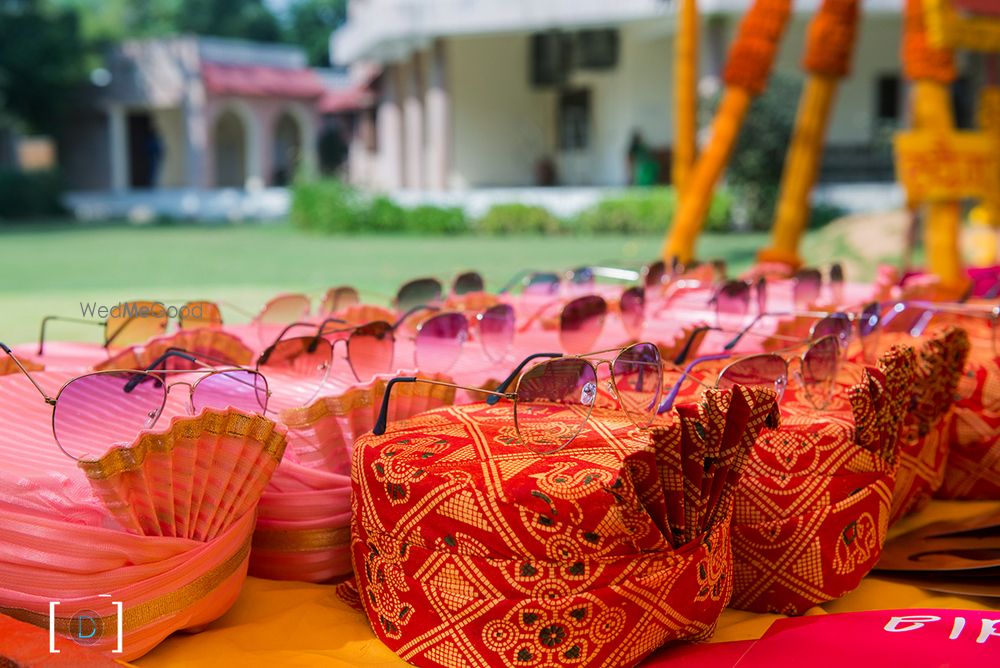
[257,337,332,401]
[516,358,597,453]
[559,295,607,354]
[802,335,840,386]
[619,287,645,340]
[718,355,788,402]
[613,342,662,427]
[479,304,515,363]
[415,312,468,373]
[793,270,822,308]
[348,321,395,381]
[716,282,750,319]
[54,372,166,460]
[193,370,269,415]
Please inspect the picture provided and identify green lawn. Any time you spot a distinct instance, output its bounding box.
[0,220,811,345]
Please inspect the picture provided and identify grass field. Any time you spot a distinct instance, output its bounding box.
[0,220,842,345]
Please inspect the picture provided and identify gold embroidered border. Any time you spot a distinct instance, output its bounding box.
[96,329,254,371]
[280,375,456,428]
[251,526,351,552]
[0,531,251,635]
[78,410,286,480]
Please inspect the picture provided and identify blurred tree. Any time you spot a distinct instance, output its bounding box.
[0,0,87,134]
[176,0,283,42]
[286,0,347,66]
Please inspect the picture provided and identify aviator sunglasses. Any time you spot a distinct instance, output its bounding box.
[0,344,269,461]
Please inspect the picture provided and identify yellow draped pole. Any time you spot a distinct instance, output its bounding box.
[759,0,860,268]
[662,0,793,265]
[672,0,698,197]
[902,0,964,285]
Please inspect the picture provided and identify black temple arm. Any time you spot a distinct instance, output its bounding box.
[486,352,563,405]
[373,377,417,435]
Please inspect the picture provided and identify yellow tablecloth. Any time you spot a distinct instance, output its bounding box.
[135,500,1000,667]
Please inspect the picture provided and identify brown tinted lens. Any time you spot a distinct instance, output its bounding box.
[105,300,169,348]
[644,260,665,288]
[257,336,332,404]
[559,295,607,354]
[179,301,223,329]
[348,320,395,381]
[811,312,852,348]
[515,358,597,453]
[396,278,443,311]
[612,342,662,427]
[320,286,360,315]
[453,271,485,295]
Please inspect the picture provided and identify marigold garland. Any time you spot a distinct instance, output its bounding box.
[803,0,860,76]
[722,0,793,94]
[903,0,956,83]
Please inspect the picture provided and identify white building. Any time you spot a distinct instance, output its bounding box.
[330,0,940,197]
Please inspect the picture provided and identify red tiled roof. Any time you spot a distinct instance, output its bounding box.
[201,62,326,99]
[318,85,375,114]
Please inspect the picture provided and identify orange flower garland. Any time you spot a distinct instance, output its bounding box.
[761,0,860,267]
[722,0,793,94]
[802,0,860,77]
[903,0,956,83]
[664,0,792,264]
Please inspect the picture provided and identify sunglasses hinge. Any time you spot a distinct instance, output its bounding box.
[44,397,57,406]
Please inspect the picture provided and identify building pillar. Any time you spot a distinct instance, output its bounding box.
[377,64,405,190]
[403,54,425,189]
[108,104,128,192]
[425,39,451,190]
[180,39,208,189]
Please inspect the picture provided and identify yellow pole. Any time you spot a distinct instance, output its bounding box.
[663,89,753,264]
[911,80,964,284]
[662,0,793,264]
[759,76,837,267]
[672,0,698,197]
[978,85,1000,227]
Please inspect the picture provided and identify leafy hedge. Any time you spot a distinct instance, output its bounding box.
[291,178,741,236]
[0,169,65,221]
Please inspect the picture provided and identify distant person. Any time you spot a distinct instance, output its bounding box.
[627,130,659,187]
[147,129,163,188]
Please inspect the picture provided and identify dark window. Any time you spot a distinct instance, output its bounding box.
[875,74,901,122]
[558,89,591,150]
[531,32,571,87]
[952,76,975,129]
[574,29,619,70]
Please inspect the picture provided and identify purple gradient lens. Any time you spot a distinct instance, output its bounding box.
[54,372,166,461]
[812,312,852,348]
[193,370,269,415]
[559,295,607,354]
[802,335,840,386]
[619,287,645,340]
[613,342,662,427]
[415,312,468,373]
[859,302,881,362]
[793,269,822,309]
[479,304,515,363]
[718,354,788,402]
[515,357,597,453]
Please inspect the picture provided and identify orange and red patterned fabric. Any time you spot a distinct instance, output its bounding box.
[350,387,778,668]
